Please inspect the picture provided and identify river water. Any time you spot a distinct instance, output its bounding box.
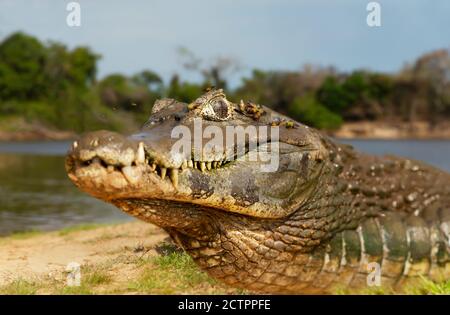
[0,139,449,235]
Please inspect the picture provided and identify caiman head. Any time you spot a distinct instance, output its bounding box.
[65,89,348,290]
[66,89,330,222]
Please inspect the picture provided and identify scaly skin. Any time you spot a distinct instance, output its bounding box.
[66,90,450,294]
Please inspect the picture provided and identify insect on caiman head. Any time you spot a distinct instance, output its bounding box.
[65,89,331,238]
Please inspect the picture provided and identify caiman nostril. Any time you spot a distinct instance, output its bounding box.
[82,160,92,166]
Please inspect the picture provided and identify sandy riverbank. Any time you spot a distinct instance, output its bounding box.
[1,121,450,142]
[329,121,450,139]
[0,118,76,141]
[0,221,239,294]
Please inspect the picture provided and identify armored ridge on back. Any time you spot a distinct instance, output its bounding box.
[65,89,450,294]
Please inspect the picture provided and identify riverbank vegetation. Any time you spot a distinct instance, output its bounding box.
[0,32,449,136]
[0,222,448,295]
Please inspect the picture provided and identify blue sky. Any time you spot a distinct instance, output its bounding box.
[0,0,449,86]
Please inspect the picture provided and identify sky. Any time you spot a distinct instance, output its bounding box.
[0,0,449,87]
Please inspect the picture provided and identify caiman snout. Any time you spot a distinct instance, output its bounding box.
[65,130,189,197]
[67,130,139,170]
[65,130,150,197]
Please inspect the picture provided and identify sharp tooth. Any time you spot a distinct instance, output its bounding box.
[160,167,167,179]
[68,173,78,182]
[72,141,78,149]
[170,168,179,188]
[122,166,140,185]
[137,142,145,164]
[188,160,194,168]
[107,165,114,173]
[212,161,218,169]
[150,163,156,171]
[200,162,206,172]
[181,160,187,170]
[206,162,212,170]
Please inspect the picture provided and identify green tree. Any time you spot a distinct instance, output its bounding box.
[412,49,450,124]
[316,76,350,114]
[317,71,392,120]
[68,46,100,87]
[97,72,159,113]
[0,32,46,99]
[132,70,163,91]
[288,94,343,130]
[166,75,203,103]
[234,67,334,113]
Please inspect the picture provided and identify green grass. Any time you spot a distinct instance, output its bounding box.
[58,265,112,295]
[58,223,105,236]
[80,265,113,287]
[0,223,106,241]
[3,250,446,295]
[84,269,112,287]
[3,223,446,295]
[58,286,93,295]
[0,279,40,295]
[7,230,42,240]
[404,276,450,295]
[338,286,394,295]
[0,264,113,295]
[335,276,450,295]
[130,252,220,294]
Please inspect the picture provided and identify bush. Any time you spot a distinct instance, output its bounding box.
[166,75,204,103]
[288,95,343,130]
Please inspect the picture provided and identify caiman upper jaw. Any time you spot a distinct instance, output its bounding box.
[66,130,178,190]
[65,130,232,193]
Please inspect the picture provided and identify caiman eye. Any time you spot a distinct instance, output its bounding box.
[211,99,229,118]
[201,98,232,121]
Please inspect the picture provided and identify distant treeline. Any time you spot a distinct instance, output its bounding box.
[0,32,449,132]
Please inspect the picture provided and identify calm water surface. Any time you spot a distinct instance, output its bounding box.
[0,141,131,235]
[0,139,449,235]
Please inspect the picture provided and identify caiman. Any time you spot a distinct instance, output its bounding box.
[65,89,450,294]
